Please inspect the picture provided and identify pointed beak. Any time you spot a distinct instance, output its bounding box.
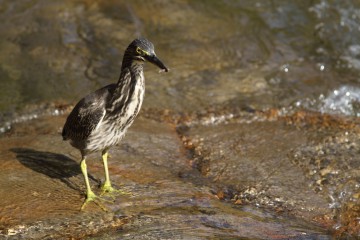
[145,54,169,72]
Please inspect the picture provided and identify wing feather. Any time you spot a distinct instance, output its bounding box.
[62,84,116,141]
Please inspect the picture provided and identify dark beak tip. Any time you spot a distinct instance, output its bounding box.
[147,54,168,73]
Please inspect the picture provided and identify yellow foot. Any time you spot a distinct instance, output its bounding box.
[81,191,111,212]
[100,182,132,198]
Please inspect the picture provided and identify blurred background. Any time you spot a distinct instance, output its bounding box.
[0,0,359,130]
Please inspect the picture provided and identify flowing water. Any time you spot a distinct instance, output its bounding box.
[1,0,359,123]
[0,0,359,239]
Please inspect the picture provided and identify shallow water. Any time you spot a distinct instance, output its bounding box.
[0,0,359,238]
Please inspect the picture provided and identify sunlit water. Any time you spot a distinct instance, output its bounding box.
[294,85,360,117]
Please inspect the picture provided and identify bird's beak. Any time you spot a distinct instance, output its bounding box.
[145,54,169,72]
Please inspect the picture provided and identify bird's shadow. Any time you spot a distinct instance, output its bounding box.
[11,148,98,192]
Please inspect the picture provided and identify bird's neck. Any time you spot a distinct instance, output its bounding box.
[121,53,144,71]
[117,60,144,87]
[106,58,145,114]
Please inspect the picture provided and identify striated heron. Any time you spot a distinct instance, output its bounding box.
[62,38,168,210]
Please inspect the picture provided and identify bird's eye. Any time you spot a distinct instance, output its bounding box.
[136,47,150,56]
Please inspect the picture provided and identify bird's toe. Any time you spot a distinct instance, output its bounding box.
[100,183,132,198]
[81,191,111,212]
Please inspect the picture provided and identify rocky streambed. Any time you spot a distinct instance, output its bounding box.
[0,105,358,239]
[0,1,360,239]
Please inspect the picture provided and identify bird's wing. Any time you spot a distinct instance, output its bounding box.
[62,84,116,141]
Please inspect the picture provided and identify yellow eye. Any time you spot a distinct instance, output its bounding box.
[136,47,150,56]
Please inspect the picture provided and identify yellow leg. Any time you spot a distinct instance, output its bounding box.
[80,157,97,210]
[101,149,131,197]
[101,149,116,194]
[80,157,108,211]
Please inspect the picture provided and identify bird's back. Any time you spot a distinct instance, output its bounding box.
[62,84,116,152]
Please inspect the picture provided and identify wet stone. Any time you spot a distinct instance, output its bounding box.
[177,110,360,237]
[179,120,331,215]
[0,113,334,239]
[0,0,359,239]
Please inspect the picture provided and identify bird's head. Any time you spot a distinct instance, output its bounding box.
[125,38,169,72]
